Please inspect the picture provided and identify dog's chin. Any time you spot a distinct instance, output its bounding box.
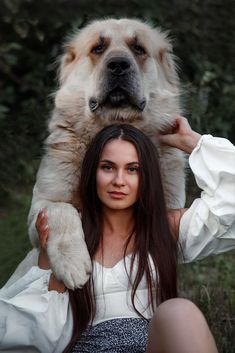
[89,89,146,122]
[103,95,134,110]
[93,105,144,123]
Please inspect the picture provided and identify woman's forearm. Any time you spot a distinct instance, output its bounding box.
[38,249,66,293]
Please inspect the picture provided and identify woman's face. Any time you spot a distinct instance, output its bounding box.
[96,139,140,211]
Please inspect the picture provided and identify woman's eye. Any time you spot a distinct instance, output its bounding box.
[128,167,139,173]
[101,165,112,171]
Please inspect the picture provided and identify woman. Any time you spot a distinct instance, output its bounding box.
[0,117,235,353]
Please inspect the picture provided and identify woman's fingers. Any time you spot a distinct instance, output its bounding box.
[36,209,47,232]
[158,132,178,147]
[36,209,50,248]
[159,116,201,153]
[40,226,49,248]
[174,116,193,134]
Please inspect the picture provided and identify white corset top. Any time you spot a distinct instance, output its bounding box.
[92,254,156,326]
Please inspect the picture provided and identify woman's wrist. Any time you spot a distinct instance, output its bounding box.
[38,248,51,270]
[38,248,66,292]
[183,131,202,154]
[48,273,66,293]
[158,117,202,154]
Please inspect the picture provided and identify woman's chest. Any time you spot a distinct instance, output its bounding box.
[94,236,134,268]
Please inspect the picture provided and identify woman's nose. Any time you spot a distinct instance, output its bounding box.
[113,170,125,186]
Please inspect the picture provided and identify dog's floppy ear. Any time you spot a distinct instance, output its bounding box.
[157,46,179,87]
[151,26,179,88]
[58,44,77,84]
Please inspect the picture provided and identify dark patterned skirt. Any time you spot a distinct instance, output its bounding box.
[71,317,150,353]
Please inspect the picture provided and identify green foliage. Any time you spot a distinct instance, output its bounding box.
[179,253,235,352]
[0,192,32,286]
[0,0,234,199]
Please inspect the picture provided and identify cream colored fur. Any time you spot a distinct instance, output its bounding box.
[16,19,186,289]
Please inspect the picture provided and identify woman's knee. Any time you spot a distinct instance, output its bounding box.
[147,298,218,353]
[151,298,205,327]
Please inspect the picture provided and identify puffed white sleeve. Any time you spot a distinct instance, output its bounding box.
[0,266,73,353]
[179,135,235,262]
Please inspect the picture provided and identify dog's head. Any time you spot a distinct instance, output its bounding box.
[55,19,180,128]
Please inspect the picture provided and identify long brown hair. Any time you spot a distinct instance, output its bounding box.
[63,124,178,352]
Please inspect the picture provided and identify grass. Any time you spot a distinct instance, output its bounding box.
[0,190,32,286]
[179,255,235,352]
[0,191,235,352]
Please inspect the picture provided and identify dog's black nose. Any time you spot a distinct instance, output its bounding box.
[107,57,131,76]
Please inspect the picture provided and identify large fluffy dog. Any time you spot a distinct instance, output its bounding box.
[26,18,185,289]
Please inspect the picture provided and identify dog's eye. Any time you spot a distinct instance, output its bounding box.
[132,44,146,56]
[91,44,105,55]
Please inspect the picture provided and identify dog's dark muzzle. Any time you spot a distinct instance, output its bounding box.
[89,55,146,113]
[107,57,132,76]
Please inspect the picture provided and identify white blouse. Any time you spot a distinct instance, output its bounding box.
[179,135,235,261]
[93,255,157,326]
[0,134,235,353]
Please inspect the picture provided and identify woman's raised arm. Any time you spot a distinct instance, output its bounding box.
[161,116,235,262]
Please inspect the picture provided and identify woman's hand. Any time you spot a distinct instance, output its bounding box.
[36,209,50,270]
[36,209,66,292]
[159,116,202,154]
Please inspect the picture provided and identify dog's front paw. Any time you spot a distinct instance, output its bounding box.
[47,234,92,289]
[44,203,92,289]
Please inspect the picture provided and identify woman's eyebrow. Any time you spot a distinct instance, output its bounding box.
[126,162,140,166]
[99,160,139,165]
[99,159,115,164]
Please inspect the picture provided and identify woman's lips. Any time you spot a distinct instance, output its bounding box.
[108,191,127,199]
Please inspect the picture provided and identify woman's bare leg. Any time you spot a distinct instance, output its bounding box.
[146,298,218,353]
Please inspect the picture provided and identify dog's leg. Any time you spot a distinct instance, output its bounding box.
[159,146,186,209]
[44,203,91,289]
[28,143,92,289]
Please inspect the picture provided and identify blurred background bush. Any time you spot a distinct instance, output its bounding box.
[0,0,234,351]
